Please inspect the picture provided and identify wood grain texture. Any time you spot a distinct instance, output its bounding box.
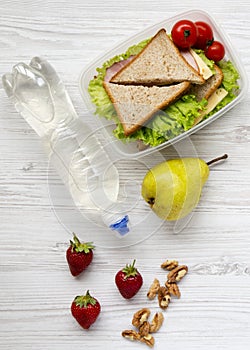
[0,0,250,349]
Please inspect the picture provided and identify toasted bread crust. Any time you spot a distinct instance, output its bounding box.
[103,81,190,136]
[189,65,224,101]
[110,28,205,86]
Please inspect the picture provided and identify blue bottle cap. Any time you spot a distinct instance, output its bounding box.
[109,215,129,236]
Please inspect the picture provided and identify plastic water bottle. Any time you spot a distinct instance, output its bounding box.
[2,57,130,236]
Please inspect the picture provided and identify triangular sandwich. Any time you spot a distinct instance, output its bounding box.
[110,29,205,86]
[103,81,190,136]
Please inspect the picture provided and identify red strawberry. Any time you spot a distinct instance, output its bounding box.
[71,290,101,329]
[115,259,143,299]
[66,234,95,276]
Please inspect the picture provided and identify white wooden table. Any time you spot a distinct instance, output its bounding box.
[1,1,250,349]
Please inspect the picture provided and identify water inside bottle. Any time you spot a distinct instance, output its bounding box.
[2,57,121,223]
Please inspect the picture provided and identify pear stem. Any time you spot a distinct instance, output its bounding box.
[206,154,228,166]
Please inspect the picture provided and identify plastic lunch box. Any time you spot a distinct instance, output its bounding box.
[79,9,248,158]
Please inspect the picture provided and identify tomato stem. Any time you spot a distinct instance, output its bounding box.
[207,38,214,47]
[184,29,191,37]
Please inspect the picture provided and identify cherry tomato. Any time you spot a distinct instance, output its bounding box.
[171,19,197,49]
[205,40,225,62]
[195,21,214,49]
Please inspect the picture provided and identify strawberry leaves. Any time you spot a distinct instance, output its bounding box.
[74,290,97,308]
[70,234,95,254]
[122,259,139,279]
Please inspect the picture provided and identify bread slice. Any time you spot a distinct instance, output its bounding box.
[103,81,190,136]
[188,65,224,101]
[110,29,205,86]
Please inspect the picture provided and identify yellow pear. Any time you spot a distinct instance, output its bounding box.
[141,154,228,221]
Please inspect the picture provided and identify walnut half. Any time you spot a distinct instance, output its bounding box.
[149,312,164,333]
[161,259,179,271]
[167,265,188,283]
[121,329,141,341]
[132,308,151,328]
[158,286,171,309]
[140,334,155,348]
[147,278,160,300]
[165,281,181,298]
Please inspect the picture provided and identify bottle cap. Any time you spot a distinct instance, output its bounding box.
[109,215,129,236]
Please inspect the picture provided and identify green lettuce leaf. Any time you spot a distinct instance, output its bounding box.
[218,60,240,92]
